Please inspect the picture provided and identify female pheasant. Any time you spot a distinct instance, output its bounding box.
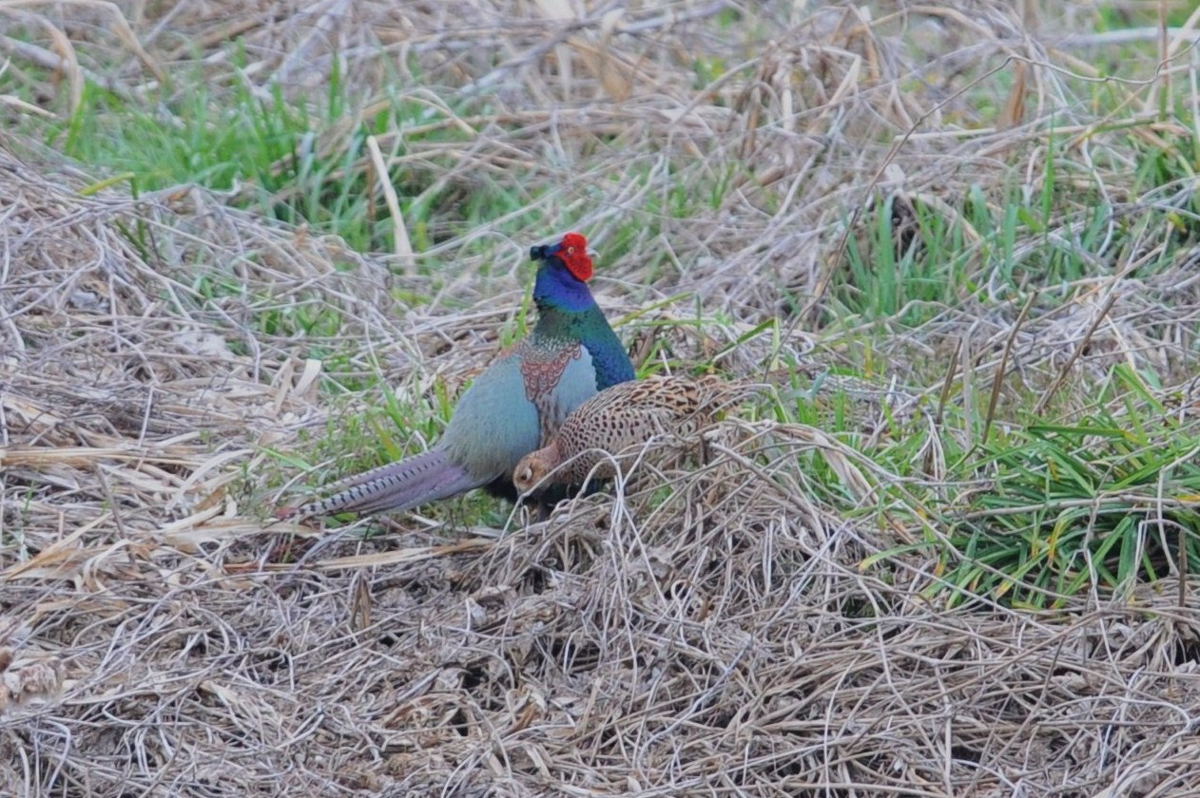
[512,374,755,496]
[287,232,634,518]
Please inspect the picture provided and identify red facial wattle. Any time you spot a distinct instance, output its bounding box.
[558,232,594,282]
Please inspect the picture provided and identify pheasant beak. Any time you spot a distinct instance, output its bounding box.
[587,247,598,260]
[531,239,576,260]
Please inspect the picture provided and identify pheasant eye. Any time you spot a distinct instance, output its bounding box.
[567,247,576,254]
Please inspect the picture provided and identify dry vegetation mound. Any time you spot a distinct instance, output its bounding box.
[3,1,1200,795]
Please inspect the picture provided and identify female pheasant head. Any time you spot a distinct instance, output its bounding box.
[512,442,562,495]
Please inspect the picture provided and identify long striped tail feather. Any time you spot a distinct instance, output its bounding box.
[286,448,485,519]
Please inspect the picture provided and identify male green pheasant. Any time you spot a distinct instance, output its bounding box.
[512,374,756,496]
[287,232,634,518]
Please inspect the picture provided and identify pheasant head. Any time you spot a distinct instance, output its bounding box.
[529,232,603,313]
[530,231,593,281]
[513,440,562,495]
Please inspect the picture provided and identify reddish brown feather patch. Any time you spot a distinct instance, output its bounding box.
[521,344,583,401]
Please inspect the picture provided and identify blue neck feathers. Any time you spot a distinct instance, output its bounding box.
[533,260,598,313]
[532,258,634,390]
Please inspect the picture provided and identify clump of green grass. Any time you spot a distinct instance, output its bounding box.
[43,72,404,252]
[833,134,1198,329]
[854,359,1200,609]
[948,413,1200,608]
[24,57,569,258]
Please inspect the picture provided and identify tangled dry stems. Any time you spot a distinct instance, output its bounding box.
[3,1,1200,795]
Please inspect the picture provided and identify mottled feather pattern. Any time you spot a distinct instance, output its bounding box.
[521,342,582,401]
[513,375,755,492]
[521,340,592,439]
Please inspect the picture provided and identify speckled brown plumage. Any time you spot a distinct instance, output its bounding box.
[512,374,754,494]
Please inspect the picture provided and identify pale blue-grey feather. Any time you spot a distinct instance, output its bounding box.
[540,346,598,433]
[440,351,542,479]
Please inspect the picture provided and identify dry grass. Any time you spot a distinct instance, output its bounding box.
[4,1,1200,795]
